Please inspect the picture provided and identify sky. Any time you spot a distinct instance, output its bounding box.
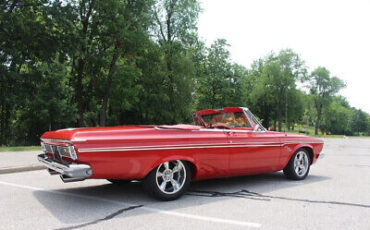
[198,0,370,113]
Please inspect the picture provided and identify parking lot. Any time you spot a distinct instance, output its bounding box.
[0,138,369,230]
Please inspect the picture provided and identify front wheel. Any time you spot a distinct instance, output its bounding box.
[144,160,191,201]
[283,149,311,180]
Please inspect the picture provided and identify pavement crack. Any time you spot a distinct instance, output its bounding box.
[187,189,370,208]
[187,189,270,201]
[55,205,143,230]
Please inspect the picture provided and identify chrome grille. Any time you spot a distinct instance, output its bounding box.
[52,145,62,162]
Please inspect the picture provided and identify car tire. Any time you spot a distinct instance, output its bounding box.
[143,160,191,201]
[107,179,131,185]
[283,148,311,180]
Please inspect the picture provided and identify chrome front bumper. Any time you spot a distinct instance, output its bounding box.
[318,151,325,159]
[38,154,92,182]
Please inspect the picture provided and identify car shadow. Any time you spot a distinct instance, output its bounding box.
[33,172,330,226]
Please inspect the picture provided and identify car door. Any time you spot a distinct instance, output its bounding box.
[191,129,230,180]
[228,130,282,176]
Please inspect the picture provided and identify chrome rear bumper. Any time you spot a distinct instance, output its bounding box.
[38,154,92,182]
[318,151,325,159]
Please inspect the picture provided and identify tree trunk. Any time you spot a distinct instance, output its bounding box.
[100,42,120,126]
[315,104,323,135]
[75,0,95,127]
[165,0,177,124]
[262,119,269,130]
[0,101,4,145]
[262,105,270,129]
[76,59,85,127]
[277,105,282,132]
[3,104,10,145]
[315,116,320,135]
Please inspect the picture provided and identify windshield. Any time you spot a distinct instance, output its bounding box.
[196,108,265,131]
[201,112,252,128]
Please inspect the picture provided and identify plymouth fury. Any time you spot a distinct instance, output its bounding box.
[38,107,324,200]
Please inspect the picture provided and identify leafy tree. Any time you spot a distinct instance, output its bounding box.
[248,50,306,131]
[1,0,369,146]
[286,89,305,130]
[245,58,274,128]
[98,0,153,126]
[0,0,76,144]
[305,67,346,135]
[196,39,231,109]
[321,96,352,135]
[350,109,368,135]
[152,0,200,123]
[195,39,247,111]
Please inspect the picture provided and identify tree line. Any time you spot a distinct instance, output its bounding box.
[1,0,369,146]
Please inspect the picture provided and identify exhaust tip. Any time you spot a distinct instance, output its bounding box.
[48,169,59,175]
[60,175,86,183]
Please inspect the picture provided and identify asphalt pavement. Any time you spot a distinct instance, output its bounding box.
[0,150,44,174]
[0,138,369,230]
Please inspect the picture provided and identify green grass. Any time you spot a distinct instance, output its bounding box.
[0,146,41,152]
[287,124,369,138]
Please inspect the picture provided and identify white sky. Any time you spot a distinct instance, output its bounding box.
[198,0,370,113]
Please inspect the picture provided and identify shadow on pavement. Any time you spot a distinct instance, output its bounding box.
[33,172,330,225]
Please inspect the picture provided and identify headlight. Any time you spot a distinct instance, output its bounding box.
[57,145,78,160]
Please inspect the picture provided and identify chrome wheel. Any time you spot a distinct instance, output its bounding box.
[155,160,186,195]
[294,150,309,176]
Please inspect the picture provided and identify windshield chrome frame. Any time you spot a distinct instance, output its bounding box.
[241,107,266,132]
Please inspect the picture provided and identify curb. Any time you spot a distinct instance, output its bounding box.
[0,165,46,175]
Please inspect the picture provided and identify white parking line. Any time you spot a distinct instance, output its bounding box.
[0,180,261,228]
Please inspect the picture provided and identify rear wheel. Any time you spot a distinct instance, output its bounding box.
[144,160,191,201]
[283,148,310,180]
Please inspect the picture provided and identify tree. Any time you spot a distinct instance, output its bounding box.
[350,109,368,135]
[152,0,200,123]
[321,96,351,135]
[0,0,76,144]
[97,0,153,126]
[196,39,231,109]
[249,50,306,131]
[246,58,275,128]
[305,67,346,135]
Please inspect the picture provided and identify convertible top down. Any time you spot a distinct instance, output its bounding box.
[38,107,324,200]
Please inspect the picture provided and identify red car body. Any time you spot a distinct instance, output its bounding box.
[39,107,324,183]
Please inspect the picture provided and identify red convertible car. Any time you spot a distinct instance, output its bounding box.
[38,107,324,200]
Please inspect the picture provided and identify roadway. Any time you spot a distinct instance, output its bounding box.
[0,138,369,230]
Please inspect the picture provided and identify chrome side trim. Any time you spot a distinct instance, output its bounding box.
[41,138,87,143]
[78,143,283,153]
[37,154,92,180]
[154,127,182,131]
[283,141,324,144]
[77,141,323,153]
